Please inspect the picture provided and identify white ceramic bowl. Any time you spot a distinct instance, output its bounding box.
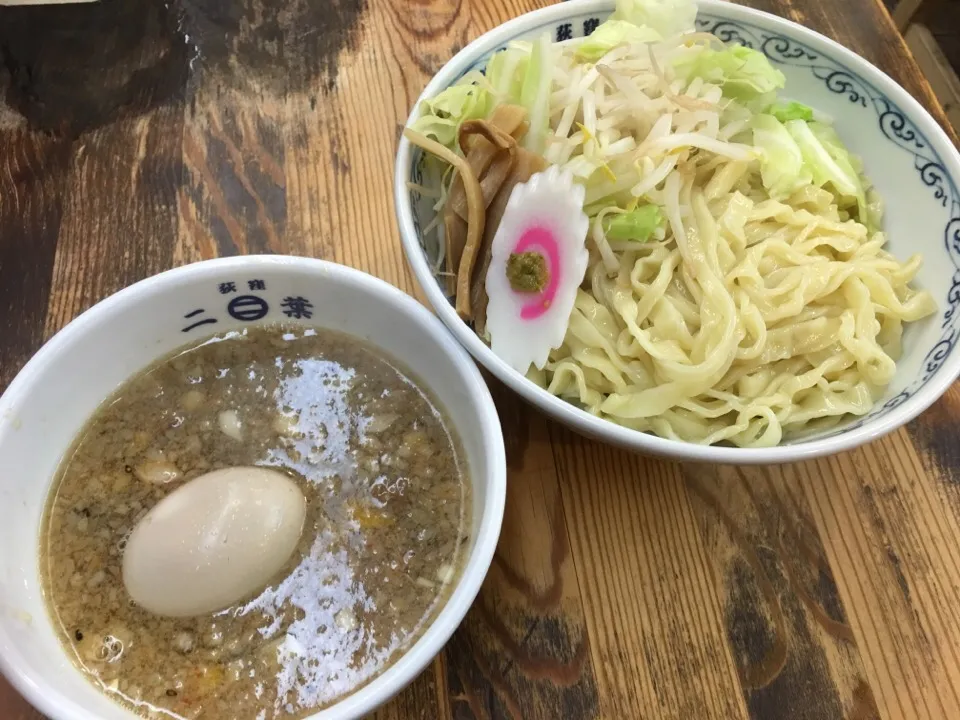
[0,256,506,720]
[395,0,960,464]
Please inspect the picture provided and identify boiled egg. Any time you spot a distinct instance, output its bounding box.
[122,466,306,618]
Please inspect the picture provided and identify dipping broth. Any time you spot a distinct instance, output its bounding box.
[40,325,472,719]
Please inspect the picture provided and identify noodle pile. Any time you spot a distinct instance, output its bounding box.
[407,0,937,447]
[542,185,934,446]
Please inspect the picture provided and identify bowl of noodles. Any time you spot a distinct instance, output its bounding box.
[393,0,960,462]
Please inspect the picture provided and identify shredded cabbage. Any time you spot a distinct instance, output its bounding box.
[411,83,492,149]
[613,0,698,36]
[753,114,811,200]
[575,20,662,61]
[602,204,664,241]
[787,119,866,219]
[673,45,785,107]
[486,47,527,105]
[769,100,814,122]
[410,0,867,224]
[519,33,555,154]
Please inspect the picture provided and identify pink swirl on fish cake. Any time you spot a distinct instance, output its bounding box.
[513,225,560,321]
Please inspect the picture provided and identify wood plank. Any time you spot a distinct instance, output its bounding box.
[684,464,879,720]
[168,0,598,717]
[551,432,749,720]
[893,0,927,31]
[905,23,960,136]
[433,383,599,719]
[0,682,42,720]
[43,107,185,337]
[0,125,69,386]
[802,443,960,720]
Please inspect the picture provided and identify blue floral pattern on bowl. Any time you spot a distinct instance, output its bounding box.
[407,8,960,444]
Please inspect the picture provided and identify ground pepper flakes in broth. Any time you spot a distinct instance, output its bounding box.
[40,325,471,719]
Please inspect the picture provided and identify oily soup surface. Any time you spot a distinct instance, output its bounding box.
[40,326,471,719]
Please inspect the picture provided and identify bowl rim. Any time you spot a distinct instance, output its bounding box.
[394,0,960,464]
[0,255,507,720]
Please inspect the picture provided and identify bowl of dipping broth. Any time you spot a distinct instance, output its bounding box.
[0,255,506,720]
[394,0,960,464]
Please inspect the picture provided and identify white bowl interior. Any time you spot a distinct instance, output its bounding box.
[0,256,504,720]
[396,0,960,462]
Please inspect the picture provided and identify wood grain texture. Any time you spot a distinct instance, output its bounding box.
[2,0,960,718]
[440,383,600,720]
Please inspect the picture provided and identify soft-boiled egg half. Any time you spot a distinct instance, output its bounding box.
[122,466,306,618]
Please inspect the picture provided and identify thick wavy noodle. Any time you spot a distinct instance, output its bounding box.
[539,165,935,447]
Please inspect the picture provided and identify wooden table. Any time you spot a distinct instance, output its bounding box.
[2,0,959,718]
